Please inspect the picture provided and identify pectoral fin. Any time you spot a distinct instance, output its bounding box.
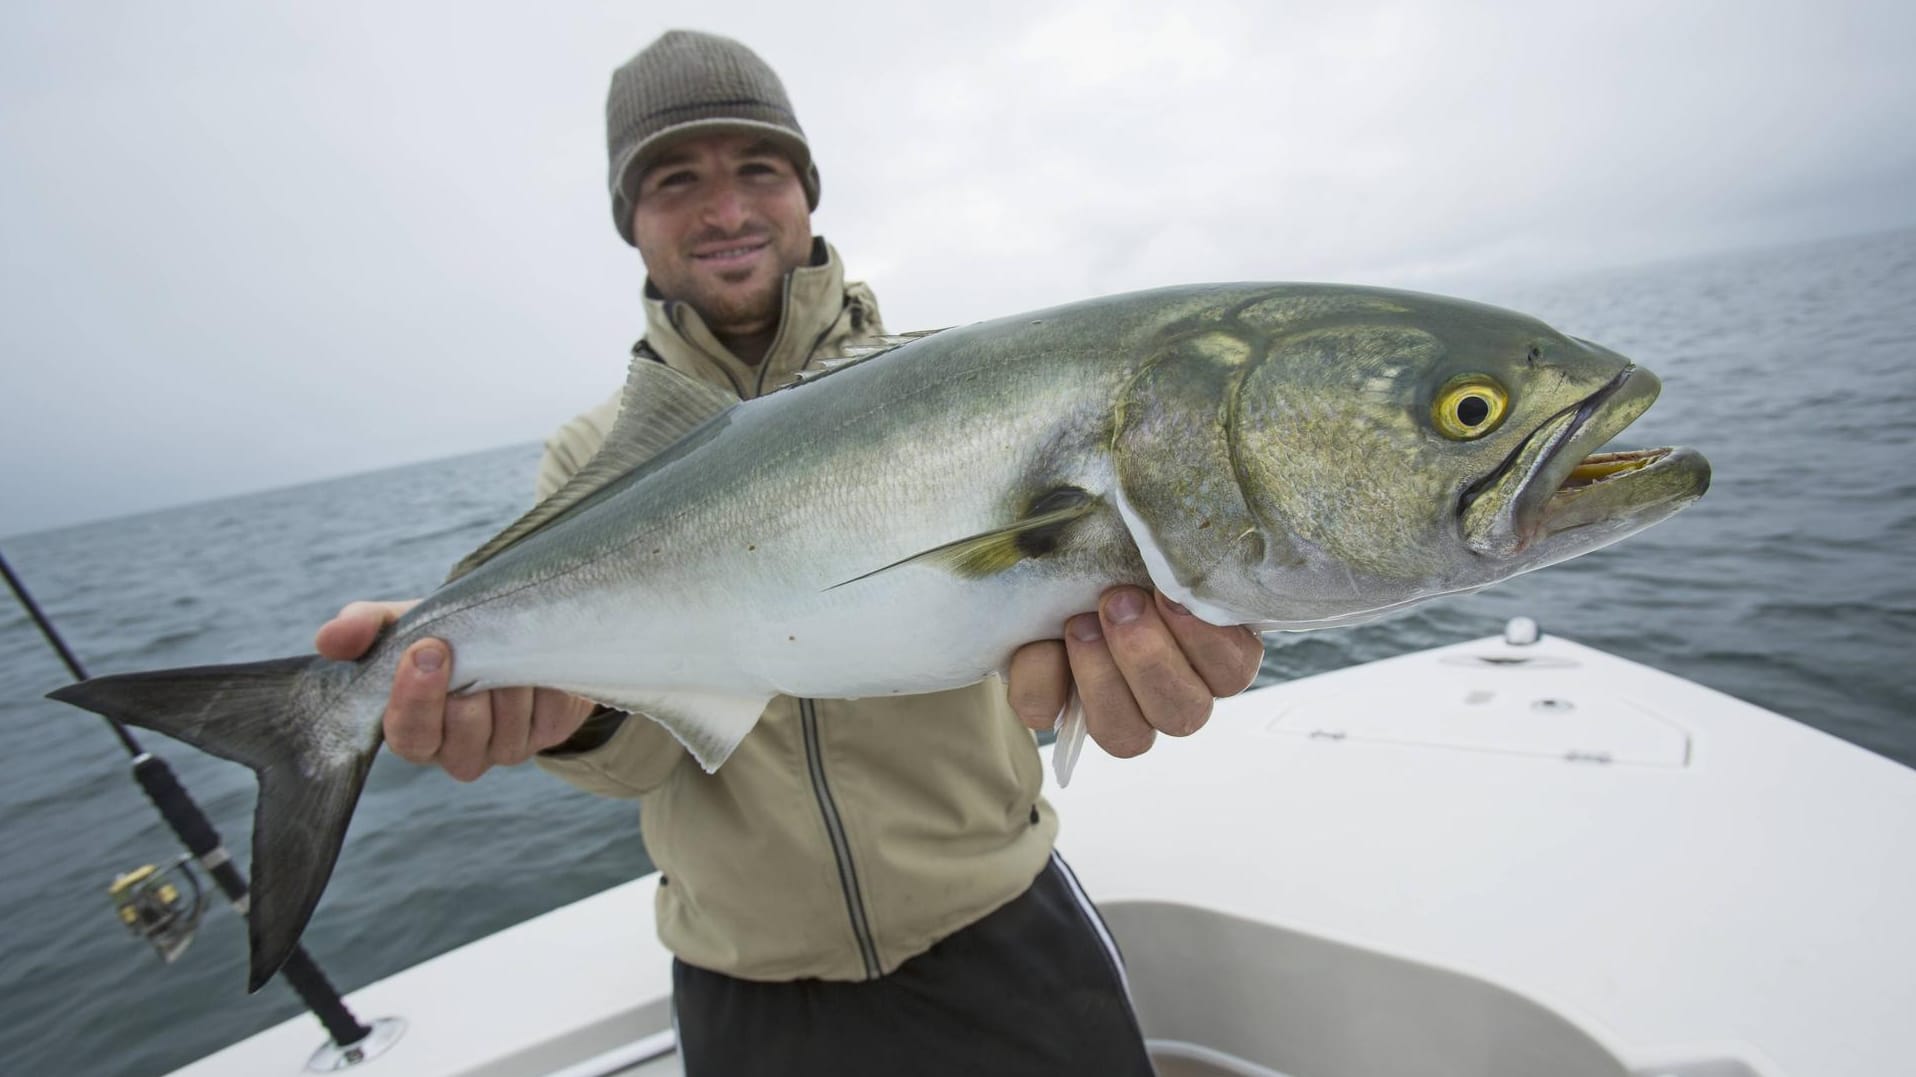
[829,487,1100,590]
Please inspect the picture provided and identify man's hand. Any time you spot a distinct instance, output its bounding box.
[1006,587,1263,759]
[314,600,598,782]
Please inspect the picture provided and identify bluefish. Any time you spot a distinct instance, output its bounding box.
[51,283,1711,990]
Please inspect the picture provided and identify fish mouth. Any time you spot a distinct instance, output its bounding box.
[1461,366,1710,558]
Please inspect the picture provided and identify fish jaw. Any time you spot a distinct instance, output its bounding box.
[1516,444,1712,571]
[1460,365,1710,564]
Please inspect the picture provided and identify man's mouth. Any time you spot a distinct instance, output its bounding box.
[691,239,771,269]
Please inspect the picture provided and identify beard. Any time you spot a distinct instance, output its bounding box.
[685,264,784,329]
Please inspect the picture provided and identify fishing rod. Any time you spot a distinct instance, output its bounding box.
[1,548,398,1066]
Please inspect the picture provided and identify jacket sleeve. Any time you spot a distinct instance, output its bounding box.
[535,704,687,798]
[531,386,690,797]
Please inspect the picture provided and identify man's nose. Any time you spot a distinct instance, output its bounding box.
[699,178,752,232]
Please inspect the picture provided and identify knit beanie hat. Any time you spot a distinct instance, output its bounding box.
[606,30,821,245]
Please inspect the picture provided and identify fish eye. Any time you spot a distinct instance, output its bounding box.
[1432,375,1510,439]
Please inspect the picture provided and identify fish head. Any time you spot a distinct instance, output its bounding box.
[1115,286,1710,629]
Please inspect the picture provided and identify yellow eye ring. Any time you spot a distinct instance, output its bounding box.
[1432,375,1510,439]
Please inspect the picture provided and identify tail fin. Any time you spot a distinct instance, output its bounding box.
[49,655,378,992]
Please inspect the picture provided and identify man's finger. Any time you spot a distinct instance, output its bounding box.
[1099,588,1213,738]
[529,690,595,752]
[438,690,493,783]
[1155,593,1264,698]
[1006,639,1071,731]
[1064,612,1155,758]
[315,599,419,661]
[488,687,535,766]
[314,602,389,661]
[384,639,450,764]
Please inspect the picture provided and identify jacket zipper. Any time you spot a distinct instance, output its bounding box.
[753,274,801,397]
[756,269,850,396]
[799,698,882,978]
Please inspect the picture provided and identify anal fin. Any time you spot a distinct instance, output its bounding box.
[579,688,771,772]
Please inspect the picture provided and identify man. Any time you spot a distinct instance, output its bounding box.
[317,30,1262,1076]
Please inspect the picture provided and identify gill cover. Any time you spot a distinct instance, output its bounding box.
[1110,290,1437,626]
[1110,330,1298,625]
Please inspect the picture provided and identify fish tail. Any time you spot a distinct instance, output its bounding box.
[49,655,377,992]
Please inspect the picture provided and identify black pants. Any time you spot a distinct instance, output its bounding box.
[672,853,1154,1077]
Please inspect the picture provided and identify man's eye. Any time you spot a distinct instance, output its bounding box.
[645,170,696,194]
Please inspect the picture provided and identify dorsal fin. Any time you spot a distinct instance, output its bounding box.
[445,356,739,582]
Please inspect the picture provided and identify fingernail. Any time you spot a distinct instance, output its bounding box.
[1106,590,1144,625]
[1069,613,1103,642]
[1163,597,1192,617]
[413,645,443,673]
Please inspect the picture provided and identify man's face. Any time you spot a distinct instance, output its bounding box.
[630,133,814,337]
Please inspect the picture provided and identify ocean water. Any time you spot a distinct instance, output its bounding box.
[2,227,1913,1076]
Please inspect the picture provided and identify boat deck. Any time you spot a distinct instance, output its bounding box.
[173,631,1916,1076]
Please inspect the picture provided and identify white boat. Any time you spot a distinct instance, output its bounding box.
[171,623,1916,1076]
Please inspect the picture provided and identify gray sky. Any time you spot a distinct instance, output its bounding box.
[4,0,1913,535]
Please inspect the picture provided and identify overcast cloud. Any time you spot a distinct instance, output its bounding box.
[4,0,1913,534]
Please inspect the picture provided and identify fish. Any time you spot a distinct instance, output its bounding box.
[49,282,1711,991]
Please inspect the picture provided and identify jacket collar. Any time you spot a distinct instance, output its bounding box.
[639,238,848,400]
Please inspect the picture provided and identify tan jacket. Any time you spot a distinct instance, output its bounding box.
[535,241,1058,981]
